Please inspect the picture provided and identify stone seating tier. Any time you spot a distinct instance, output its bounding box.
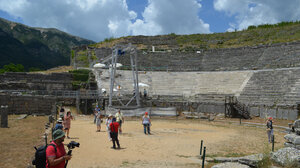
[238,68,300,106]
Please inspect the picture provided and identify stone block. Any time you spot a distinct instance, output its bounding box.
[294,120,300,129]
[284,142,294,148]
[281,109,289,120]
[288,109,298,120]
[212,162,250,168]
[271,147,300,166]
[269,108,277,118]
[250,106,260,117]
[294,136,300,145]
[284,134,297,143]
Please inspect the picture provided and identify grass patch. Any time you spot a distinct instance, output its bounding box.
[257,143,272,168]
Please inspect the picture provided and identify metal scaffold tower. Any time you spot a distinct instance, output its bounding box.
[108,43,140,108]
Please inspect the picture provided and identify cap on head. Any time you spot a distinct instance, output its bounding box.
[108,114,112,117]
[53,129,65,140]
[145,112,148,115]
[268,117,273,120]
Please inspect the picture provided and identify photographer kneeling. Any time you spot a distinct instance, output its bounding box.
[46,129,71,168]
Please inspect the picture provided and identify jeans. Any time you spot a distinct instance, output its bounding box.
[143,124,150,134]
[267,129,274,142]
[110,132,120,148]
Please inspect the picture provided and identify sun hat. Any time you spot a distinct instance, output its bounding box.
[57,118,63,123]
[145,112,148,115]
[53,129,65,140]
[108,114,112,117]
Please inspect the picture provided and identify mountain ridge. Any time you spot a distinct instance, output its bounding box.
[0,17,94,70]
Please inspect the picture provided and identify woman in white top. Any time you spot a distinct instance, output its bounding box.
[96,111,101,132]
[105,114,113,140]
[142,112,151,135]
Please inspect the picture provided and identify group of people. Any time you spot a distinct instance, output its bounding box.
[93,105,152,149]
[55,107,73,139]
[46,105,275,168]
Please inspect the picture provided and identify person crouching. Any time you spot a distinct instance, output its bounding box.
[109,117,121,149]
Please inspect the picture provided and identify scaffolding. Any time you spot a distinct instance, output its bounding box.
[108,43,140,108]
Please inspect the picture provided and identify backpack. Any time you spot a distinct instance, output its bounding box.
[32,144,56,168]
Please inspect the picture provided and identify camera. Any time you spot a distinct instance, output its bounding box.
[67,141,80,149]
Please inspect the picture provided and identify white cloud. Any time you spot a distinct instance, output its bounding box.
[214,0,300,30]
[0,0,210,41]
[130,0,210,35]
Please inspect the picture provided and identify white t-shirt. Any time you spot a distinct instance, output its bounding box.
[115,112,123,122]
[142,115,150,124]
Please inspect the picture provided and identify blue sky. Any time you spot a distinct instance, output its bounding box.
[0,0,299,42]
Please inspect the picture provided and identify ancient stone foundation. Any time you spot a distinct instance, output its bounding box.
[0,95,56,115]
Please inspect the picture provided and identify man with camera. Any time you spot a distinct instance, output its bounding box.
[46,129,71,168]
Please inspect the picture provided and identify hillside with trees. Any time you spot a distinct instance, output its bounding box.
[0,17,94,71]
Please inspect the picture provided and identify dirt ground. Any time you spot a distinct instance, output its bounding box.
[63,115,286,168]
[0,115,48,168]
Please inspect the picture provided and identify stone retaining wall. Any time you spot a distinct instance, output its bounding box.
[0,72,73,90]
[0,95,56,115]
[248,104,298,120]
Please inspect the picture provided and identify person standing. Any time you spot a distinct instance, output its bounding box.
[266,117,274,143]
[105,114,113,140]
[115,109,124,133]
[64,111,73,139]
[94,105,100,124]
[46,129,71,168]
[96,109,102,132]
[59,107,65,120]
[142,112,151,134]
[54,118,63,131]
[143,89,147,98]
[109,117,121,149]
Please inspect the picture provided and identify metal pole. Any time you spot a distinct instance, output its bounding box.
[130,47,140,107]
[202,147,206,168]
[1,105,8,128]
[200,140,203,155]
[272,135,275,152]
[109,48,117,107]
[45,133,48,145]
[134,47,140,107]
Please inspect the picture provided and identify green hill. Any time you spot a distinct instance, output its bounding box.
[0,17,94,70]
[90,21,300,50]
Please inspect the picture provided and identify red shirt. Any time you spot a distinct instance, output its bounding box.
[46,141,66,168]
[109,122,119,132]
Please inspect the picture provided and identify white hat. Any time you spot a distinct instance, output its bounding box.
[57,118,63,123]
[108,114,113,117]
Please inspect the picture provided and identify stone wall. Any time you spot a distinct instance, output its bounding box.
[0,95,56,115]
[247,104,298,120]
[0,72,73,90]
